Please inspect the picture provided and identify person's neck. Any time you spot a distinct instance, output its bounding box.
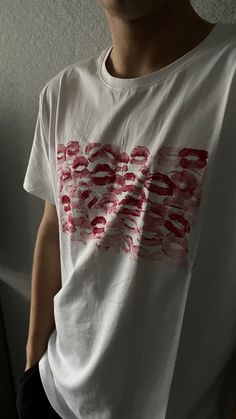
[105,3,216,79]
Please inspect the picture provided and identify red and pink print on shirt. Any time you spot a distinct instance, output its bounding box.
[57,140,208,269]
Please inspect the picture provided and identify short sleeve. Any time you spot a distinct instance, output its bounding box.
[23,91,56,205]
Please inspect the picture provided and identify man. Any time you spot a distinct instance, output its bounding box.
[17,0,236,418]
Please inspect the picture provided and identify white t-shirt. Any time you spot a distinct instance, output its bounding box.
[23,22,236,419]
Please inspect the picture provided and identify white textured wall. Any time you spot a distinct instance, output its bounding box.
[0,0,236,414]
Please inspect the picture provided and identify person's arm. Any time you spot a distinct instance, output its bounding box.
[25,203,61,370]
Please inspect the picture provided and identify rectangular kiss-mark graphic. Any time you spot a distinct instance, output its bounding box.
[57,141,208,269]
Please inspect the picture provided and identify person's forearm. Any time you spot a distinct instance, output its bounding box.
[25,222,62,368]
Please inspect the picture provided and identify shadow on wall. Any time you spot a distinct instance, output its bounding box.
[0,291,27,419]
[0,102,45,418]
